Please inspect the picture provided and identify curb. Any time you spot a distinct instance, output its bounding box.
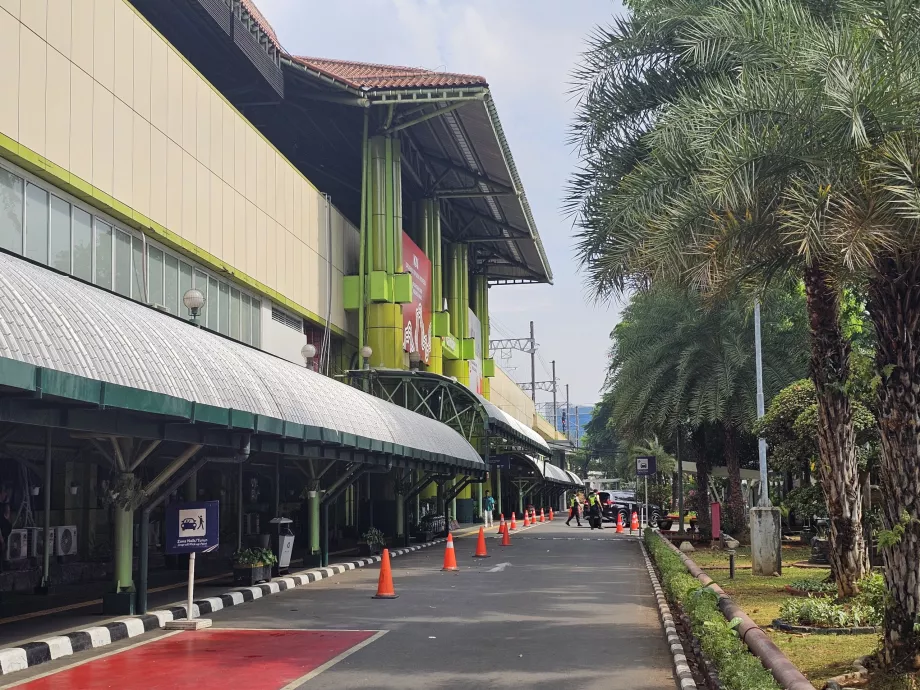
[640,541,698,690]
[0,519,551,677]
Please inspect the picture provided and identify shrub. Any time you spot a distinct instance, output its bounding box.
[787,577,835,595]
[644,529,780,690]
[779,597,881,628]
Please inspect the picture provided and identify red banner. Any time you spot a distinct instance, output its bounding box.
[402,233,432,364]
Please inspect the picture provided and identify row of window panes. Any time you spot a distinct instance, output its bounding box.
[0,166,261,347]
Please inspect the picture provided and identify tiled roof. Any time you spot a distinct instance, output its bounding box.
[290,56,487,90]
[241,0,278,45]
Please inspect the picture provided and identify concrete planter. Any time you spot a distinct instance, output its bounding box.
[232,564,272,587]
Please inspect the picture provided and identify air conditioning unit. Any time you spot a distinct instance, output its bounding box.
[27,527,53,558]
[6,529,28,560]
[54,526,78,557]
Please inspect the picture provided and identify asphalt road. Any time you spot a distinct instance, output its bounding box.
[3,521,675,690]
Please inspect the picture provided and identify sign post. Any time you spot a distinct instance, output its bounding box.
[636,456,656,529]
[164,501,219,630]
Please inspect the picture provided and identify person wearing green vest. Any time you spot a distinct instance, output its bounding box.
[587,490,602,530]
[565,492,582,527]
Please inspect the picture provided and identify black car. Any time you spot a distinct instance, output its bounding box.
[596,491,668,529]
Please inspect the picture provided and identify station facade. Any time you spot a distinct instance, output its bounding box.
[0,0,578,613]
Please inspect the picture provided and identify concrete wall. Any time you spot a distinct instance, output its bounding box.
[0,0,357,336]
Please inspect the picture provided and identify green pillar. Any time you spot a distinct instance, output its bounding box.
[184,472,197,502]
[396,492,405,537]
[308,490,320,559]
[473,274,491,399]
[113,502,134,591]
[518,484,524,515]
[444,242,470,384]
[476,481,483,522]
[496,467,502,516]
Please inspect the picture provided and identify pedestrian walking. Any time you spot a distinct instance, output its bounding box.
[565,493,581,527]
[482,491,495,528]
[587,490,603,530]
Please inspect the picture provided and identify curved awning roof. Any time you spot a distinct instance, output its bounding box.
[543,461,576,486]
[0,253,483,471]
[565,470,584,486]
[474,394,550,456]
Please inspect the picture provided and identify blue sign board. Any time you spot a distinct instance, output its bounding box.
[636,456,657,477]
[165,501,219,554]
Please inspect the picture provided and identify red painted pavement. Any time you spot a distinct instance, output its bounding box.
[17,629,378,690]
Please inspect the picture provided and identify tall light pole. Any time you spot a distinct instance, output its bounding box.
[529,321,536,403]
[754,300,769,506]
[551,360,558,433]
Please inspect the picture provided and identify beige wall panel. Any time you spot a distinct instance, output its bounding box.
[236,194,249,275]
[47,0,72,59]
[132,13,150,121]
[195,161,209,253]
[45,47,71,170]
[165,47,183,145]
[68,63,92,183]
[244,127,257,203]
[233,115,246,192]
[304,246,319,310]
[165,137,182,235]
[148,126,167,226]
[265,148,276,220]
[92,0,114,92]
[112,0,133,107]
[181,64,196,156]
[70,0,92,75]
[0,9,20,141]
[256,209,267,282]
[91,82,113,195]
[291,239,303,304]
[20,0,45,39]
[221,102,234,184]
[256,137,267,212]
[270,222,282,295]
[148,33,167,133]
[285,231,295,301]
[220,180,234,266]
[0,0,17,20]
[284,165,294,235]
[132,112,151,218]
[209,172,222,258]
[303,183,318,251]
[112,97,133,208]
[292,173,302,242]
[181,150,197,245]
[19,26,47,158]
[209,92,222,180]
[243,199,256,276]
[330,211,344,272]
[315,191,327,259]
[196,79,210,168]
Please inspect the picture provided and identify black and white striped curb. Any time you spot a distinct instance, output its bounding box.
[640,542,697,690]
[0,538,449,677]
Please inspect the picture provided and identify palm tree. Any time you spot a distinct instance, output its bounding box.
[603,284,807,536]
[574,0,920,664]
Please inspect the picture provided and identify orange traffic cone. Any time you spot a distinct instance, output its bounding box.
[539,508,545,523]
[630,511,640,531]
[510,512,517,530]
[549,508,554,521]
[442,533,459,571]
[501,525,512,546]
[473,527,490,558]
[616,513,624,533]
[373,549,398,599]
[497,514,505,534]
[523,512,530,527]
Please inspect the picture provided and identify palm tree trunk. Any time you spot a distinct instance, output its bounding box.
[691,426,711,539]
[803,264,868,598]
[867,256,920,668]
[723,424,746,535]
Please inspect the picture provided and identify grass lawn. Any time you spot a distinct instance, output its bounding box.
[682,542,880,688]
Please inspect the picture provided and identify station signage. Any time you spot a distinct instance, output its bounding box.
[402,233,432,364]
[165,501,220,554]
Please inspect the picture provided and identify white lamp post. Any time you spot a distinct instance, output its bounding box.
[301,342,317,369]
[360,345,372,370]
[182,289,206,326]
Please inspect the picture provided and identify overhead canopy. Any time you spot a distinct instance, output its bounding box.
[0,253,483,471]
[542,461,577,486]
[473,394,550,456]
[565,470,585,486]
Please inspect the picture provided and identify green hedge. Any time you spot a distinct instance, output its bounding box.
[644,529,780,690]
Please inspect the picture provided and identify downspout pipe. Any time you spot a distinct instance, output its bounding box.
[358,110,370,359]
[655,533,812,690]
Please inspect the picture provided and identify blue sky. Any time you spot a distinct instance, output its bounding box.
[256,0,626,408]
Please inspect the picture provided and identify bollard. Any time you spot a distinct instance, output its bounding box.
[729,549,736,579]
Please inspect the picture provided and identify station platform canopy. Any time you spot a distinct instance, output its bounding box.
[0,252,483,473]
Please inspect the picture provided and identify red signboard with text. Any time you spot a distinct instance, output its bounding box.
[402,233,432,364]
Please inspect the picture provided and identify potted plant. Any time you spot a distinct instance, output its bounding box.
[359,527,386,556]
[232,547,277,586]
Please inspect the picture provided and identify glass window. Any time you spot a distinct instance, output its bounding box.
[25,184,49,264]
[72,208,93,281]
[94,220,113,289]
[250,299,261,348]
[148,246,164,307]
[49,196,71,272]
[241,293,252,344]
[218,282,230,336]
[193,270,209,324]
[0,168,23,254]
[114,230,132,297]
[164,255,179,315]
[230,288,241,339]
[207,276,219,330]
[179,262,193,318]
[132,236,145,301]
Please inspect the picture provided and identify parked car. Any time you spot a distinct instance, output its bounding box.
[597,491,669,530]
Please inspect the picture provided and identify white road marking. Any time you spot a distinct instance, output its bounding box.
[278,630,388,689]
[488,562,512,573]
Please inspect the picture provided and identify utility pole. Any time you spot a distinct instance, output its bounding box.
[529,321,536,403]
[575,406,580,448]
[551,360,558,433]
[565,384,570,442]
[754,300,769,506]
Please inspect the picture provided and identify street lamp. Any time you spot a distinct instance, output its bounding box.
[408,350,421,372]
[301,342,316,369]
[360,345,372,370]
[182,289,205,326]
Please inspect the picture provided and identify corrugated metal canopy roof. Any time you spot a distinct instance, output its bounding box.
[0,253,483,470]
[474,394,550,455]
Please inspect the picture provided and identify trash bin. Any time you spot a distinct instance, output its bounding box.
[270,517,294,575]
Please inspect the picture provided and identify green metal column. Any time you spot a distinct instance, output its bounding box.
[370,136,388,273]
[184,472,197,501]
[113,498,134,591]
[476,481,483,522]
[446,244,461,335]
[308,490,320,559]
[496,467,502,516]
[427,199,443,312]
[396,492,405,537]
[518,483,524,515]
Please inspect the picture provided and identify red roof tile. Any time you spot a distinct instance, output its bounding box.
[241,0,278,45]
[290,56,488,90]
